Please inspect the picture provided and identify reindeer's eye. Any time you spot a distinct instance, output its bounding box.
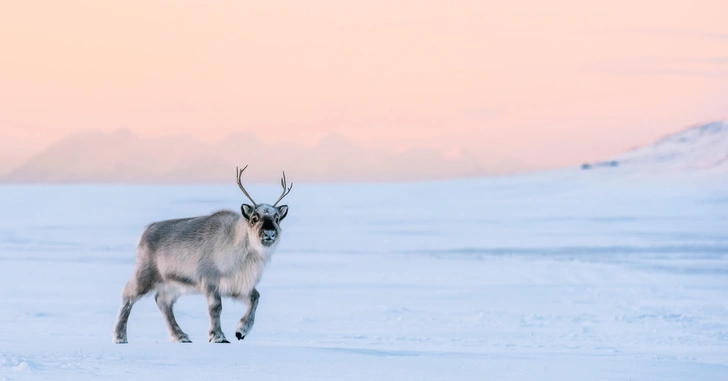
[251,215,259,223]
[274,216,279,223]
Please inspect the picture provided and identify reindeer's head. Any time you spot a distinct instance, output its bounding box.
[236,166,292,247]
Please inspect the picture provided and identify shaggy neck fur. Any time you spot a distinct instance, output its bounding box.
[235,215,277,263]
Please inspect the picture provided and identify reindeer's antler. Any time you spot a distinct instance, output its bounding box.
[272,171,293,206]
[236,165,257,207]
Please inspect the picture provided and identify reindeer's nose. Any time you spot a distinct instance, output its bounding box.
[262,230,276,241]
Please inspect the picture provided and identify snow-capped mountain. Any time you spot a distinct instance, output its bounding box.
[582,121,728,173]
[0,129,485,183]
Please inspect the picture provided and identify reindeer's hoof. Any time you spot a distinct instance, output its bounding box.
[113,338,128,344]
[209,333,229,343]
[236,332,244,340]
[172,334,192,343]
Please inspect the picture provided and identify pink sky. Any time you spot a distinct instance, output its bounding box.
[1,0,726,174]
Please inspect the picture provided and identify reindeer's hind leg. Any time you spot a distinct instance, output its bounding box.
[112,262,159,344]
[155,288,191,343]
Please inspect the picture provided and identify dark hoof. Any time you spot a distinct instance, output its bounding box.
[221,339,230,343]
[236,332,244,340]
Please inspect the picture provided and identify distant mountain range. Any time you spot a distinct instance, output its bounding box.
[580,120,728,173]
[3,120,725,183]
[0,129,486,183]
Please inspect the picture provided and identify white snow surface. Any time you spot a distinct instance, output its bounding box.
[1,168,727,380]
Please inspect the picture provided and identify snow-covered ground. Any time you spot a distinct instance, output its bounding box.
[1,168,727,380]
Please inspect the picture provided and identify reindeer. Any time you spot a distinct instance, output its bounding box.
[112,166,292,344]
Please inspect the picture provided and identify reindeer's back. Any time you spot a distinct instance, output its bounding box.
[139,210,240,256]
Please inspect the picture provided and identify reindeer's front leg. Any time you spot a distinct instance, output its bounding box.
[203,283,230,343]
[235,288,260,340]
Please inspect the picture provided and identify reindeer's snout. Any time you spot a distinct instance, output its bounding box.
[261,230,277,246]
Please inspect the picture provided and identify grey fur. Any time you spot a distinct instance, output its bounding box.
[112,203,288,344]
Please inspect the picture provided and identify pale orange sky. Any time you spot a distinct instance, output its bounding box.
[1,0,726,173]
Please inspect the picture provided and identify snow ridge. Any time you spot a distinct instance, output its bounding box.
[583,120,728,173]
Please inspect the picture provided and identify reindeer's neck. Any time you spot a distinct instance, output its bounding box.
[234,218,275,262]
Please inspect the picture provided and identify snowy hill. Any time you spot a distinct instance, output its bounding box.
[582,121,728,173]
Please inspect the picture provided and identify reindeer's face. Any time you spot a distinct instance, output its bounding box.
[241,204,289,247]
[235,165,293,247]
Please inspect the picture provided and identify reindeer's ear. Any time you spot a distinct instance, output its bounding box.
[277,205,289,221]
[241,204,255,221]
